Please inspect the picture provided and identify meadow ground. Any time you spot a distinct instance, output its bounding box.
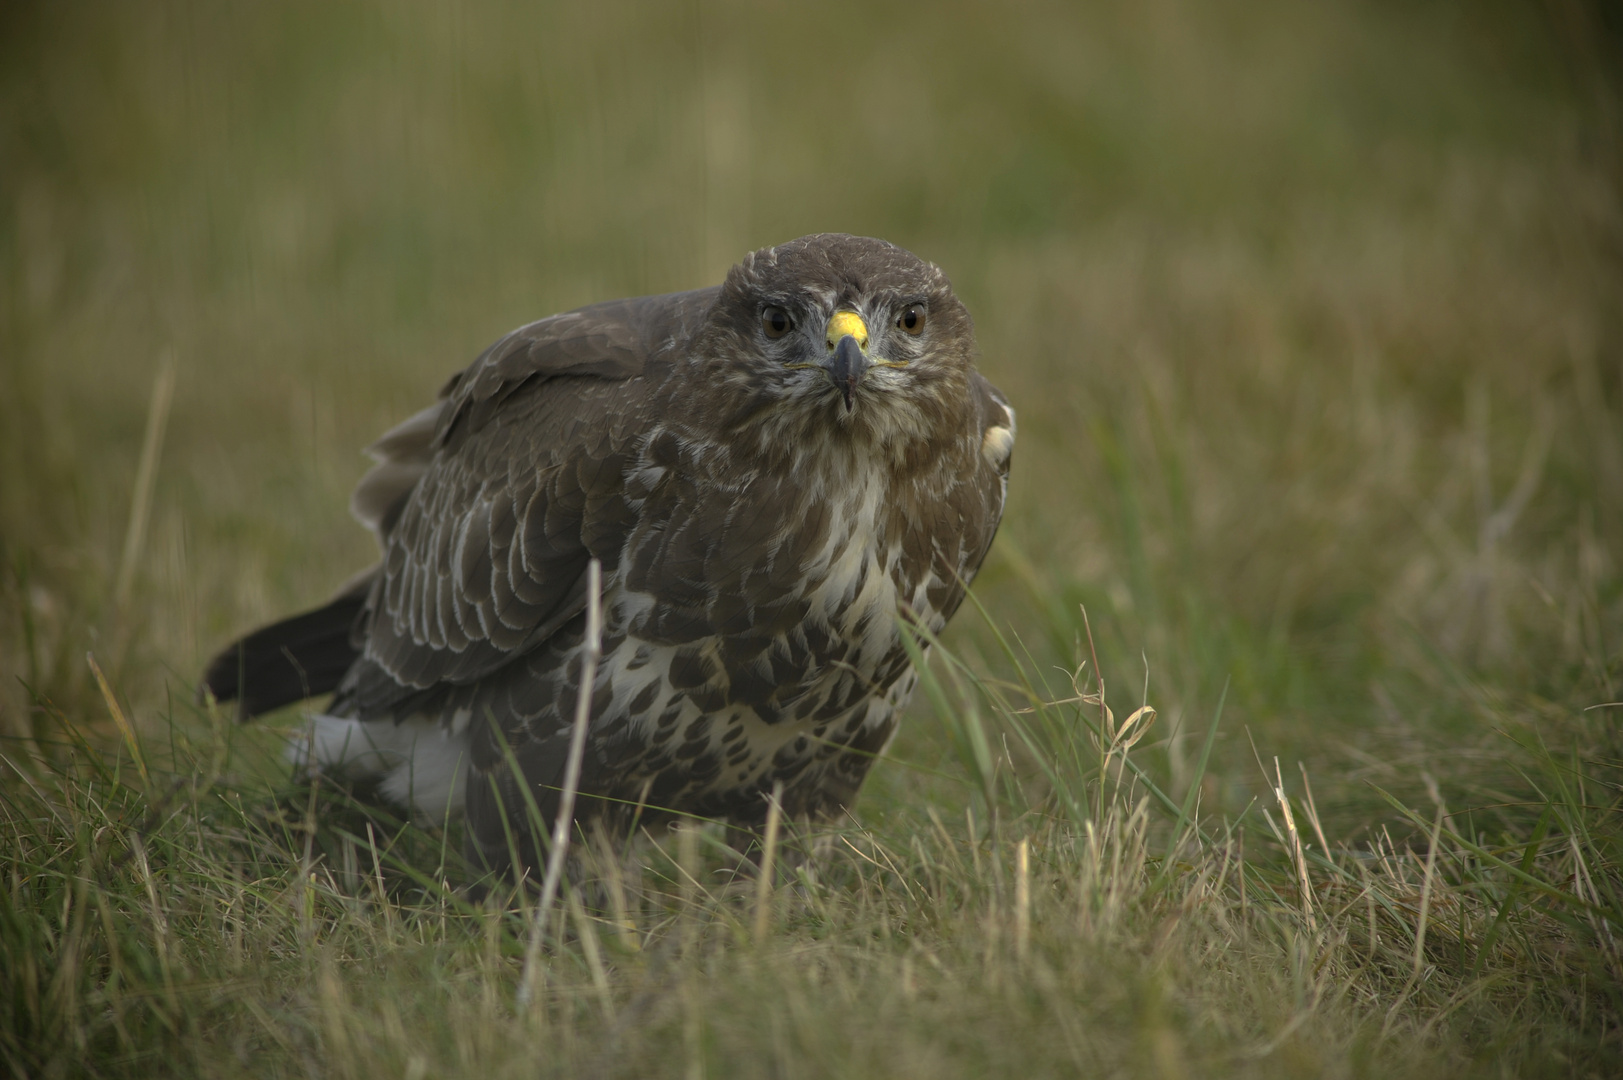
[2,1,1621,1076]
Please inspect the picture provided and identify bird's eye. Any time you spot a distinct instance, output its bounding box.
[761,306,793,339]
[896,304,926,336]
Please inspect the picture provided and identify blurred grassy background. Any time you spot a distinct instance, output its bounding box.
[3,0,1620,836]
[5,2,1623,1076]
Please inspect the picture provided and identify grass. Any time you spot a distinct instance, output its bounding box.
[2,617,1619,1076]
[3,0,1621,1075]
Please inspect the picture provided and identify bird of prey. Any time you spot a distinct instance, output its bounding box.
[201,233,1014,876]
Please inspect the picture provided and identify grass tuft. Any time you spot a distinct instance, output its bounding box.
[2,614,1619,1077]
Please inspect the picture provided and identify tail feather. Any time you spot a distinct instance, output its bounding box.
[200,584,370,719]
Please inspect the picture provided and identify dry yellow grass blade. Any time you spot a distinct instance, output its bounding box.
[87,651,148,788]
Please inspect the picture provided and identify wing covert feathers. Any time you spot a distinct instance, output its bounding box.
[334,288,714,715]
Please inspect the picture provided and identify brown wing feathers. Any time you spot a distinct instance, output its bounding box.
[200,289,708,719]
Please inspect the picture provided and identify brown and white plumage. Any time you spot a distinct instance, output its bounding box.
[201,233,1013,875]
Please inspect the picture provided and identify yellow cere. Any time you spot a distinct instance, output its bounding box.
[825,310,869,350]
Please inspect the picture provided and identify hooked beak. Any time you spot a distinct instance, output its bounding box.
[821,311,871,412]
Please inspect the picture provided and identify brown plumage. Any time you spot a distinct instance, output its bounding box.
[201,233,1014,876]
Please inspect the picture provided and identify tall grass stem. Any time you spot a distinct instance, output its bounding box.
[115,351,176,613]
[519,558,603,1007]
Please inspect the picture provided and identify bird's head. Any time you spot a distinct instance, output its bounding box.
[696,234,977,440]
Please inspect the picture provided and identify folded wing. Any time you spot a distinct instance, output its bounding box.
[202,287,717,720]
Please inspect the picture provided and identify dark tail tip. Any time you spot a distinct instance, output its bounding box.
[199,591,367,720]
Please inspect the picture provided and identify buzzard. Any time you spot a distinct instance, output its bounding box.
[201,233,1014,876]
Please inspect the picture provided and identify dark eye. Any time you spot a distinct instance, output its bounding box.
[761,306,793,339]
[896,304,926,336]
